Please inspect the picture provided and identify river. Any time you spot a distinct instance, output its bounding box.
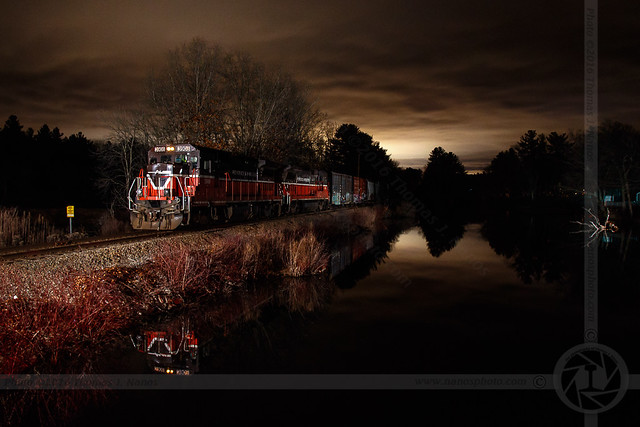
[13,213,640,425]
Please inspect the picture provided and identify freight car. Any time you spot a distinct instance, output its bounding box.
[128,143,376,230]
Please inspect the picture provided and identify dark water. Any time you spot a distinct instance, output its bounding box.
[20,213,640,425]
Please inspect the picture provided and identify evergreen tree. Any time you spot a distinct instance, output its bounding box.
[419,146,466,214]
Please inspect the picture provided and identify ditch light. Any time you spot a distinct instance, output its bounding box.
[152,366,191,375]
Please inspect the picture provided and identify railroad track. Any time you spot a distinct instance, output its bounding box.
[0,205,358,262]
[0,230,174,262]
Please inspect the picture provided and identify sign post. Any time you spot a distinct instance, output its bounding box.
[66,206,74,234]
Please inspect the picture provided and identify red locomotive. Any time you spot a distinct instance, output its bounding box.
[128,143,376,230]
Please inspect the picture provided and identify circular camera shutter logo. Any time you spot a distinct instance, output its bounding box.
[554,343,628,414]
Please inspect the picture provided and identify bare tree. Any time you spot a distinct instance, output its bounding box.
[216,49,327,165]
[275,81,327,165]
[104,36,331,188]
[225,54,290,158]
[147,38,229,148]
[97,108,154,212]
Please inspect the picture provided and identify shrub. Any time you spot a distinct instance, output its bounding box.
[284,231,328,277]
[0,266,130,374]
[153,241,213,295]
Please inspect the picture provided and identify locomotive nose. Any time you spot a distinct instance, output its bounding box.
[130,211,184,230]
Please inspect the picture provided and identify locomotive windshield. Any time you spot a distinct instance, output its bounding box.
[148,144,200,168]
[175,154,199,166]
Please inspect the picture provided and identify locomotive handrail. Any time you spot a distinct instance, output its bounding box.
[174,175,186,212]
[128,178,138,211]
[128,171,188,210]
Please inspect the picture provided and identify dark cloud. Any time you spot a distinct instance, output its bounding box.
[0,0,638,169]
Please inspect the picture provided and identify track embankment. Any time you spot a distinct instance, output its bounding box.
[0,205,379,273]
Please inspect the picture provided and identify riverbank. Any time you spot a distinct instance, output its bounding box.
[0,205,388,376]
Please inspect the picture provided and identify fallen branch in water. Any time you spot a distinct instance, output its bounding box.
[571,208,618,245]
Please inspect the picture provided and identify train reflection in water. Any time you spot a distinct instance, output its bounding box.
[131,220,408,375]
[329,232,375,280]
[133,320,199,375]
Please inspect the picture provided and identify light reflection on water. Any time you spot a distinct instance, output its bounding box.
[123,218,639,377]
[339,224,559,310]
[62,217,640,427]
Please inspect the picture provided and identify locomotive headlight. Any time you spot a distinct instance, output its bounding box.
[167,146,175,152]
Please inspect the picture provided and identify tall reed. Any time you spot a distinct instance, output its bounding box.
[0,208,59,247]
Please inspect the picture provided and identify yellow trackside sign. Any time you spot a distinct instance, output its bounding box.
[67,206,74,218]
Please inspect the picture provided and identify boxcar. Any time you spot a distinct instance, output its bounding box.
[330,172,353,205]
[353,177,367,203]
[367,180,376,202]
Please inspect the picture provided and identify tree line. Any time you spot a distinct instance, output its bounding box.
[0,38,399,211]
[411,122,639,259]
[3,36,637,217]
[485,121,640,216]
[485,129,576,201]
[415,121,640,219]
[0,113,397,210]
[0,115,101,208]
[0,114,154,212]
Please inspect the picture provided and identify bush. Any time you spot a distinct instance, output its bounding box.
[0,266,130,374]
[152,241,216,296]
[284,231,328,277]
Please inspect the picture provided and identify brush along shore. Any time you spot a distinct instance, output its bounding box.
[0,205,387,375]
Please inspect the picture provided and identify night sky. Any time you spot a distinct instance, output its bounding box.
[1,1,638,170]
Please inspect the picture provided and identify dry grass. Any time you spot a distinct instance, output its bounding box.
[149,226,328,299]
[0,205,383,375]
[284,231,328,277]
[0,266,130,374]
[0,388,109,427]
[153,241,215,294]
[0,208,60,247]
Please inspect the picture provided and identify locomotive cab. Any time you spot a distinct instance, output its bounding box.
[128,144,201,230]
